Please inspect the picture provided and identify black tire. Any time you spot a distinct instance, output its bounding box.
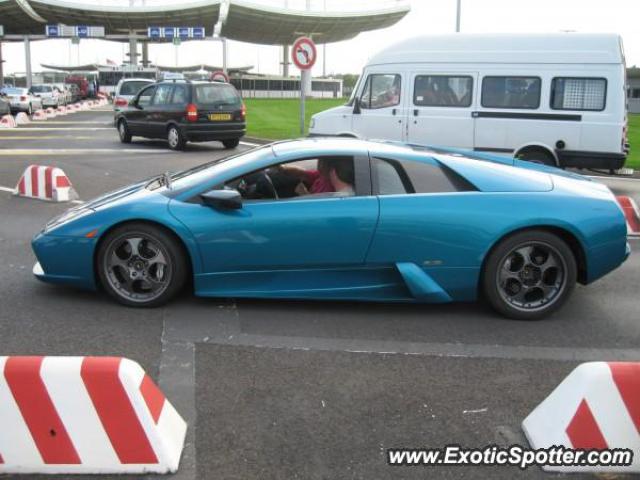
[118,119,132,143]
[167,125,186,151]
[222,138,240,149]
[97,223,188,308]
[517,148,556,167]
[482,230,577,320]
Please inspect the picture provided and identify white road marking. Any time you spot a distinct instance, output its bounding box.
[24,121,109,125]
[239,140,263,147]
[0,186,14,193]
[0,127,113,131]
[588,175,640,182]
[0,185,84,204]
[0,148,171,155]
[0,136,96,140]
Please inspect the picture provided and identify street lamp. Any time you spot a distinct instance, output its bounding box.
[456,0,461,32]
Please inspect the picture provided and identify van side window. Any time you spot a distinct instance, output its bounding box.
[360,74,401,109]
[550,77,606,111]
[372,157,476,195]
[414,75,473,107]
[481,76,541,109]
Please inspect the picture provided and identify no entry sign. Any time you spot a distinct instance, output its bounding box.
[292,36,317,70]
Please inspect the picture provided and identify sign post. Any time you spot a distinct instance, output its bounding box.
[291,36,317,136]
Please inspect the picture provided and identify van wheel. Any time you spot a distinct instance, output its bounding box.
[167,126,186,150]
[517,148,556,167]
[118,120,132,143]
[222,138,240,149]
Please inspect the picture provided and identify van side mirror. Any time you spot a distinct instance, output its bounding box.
[353,97,361,115]
[200,189,243,210]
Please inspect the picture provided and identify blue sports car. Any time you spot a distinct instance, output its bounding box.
[32,138,630,320]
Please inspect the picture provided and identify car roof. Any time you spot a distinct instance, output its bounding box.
[271,137,433,159]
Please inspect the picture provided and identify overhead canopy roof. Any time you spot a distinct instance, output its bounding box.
[0,0,409,44]
[39,63,254,74]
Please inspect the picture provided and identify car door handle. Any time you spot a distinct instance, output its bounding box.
[413,109,419,116]
[392,108,397,116]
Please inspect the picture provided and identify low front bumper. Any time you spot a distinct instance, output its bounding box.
[31,232,97,290]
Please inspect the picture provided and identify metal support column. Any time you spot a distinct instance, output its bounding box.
[128,34,138,66]
[0,41,4,87]
[282,45,289,77]
[221,37,228,74]
[24,36,32,89]
[142,42,149,67]
[456,0,461,32]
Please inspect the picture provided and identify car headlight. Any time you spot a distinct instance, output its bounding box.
[44,206,93,233]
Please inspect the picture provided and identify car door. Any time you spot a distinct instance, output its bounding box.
[351,72,405,140]
[169,153,380,298]
[146,84,174,138]
[126,85,156,136]
[407,73,477,149]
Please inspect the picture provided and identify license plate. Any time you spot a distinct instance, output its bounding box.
[208,113,232,121]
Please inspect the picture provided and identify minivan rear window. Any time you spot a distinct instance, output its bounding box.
[194,84,241,106]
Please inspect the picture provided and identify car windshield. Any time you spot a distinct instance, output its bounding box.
[31,85,51,93]
[120,81,152,96]
[194,84,241,107]
[158,146,273,193]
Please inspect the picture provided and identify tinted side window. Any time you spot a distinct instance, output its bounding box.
[152,84,173,106]
[360,74,401,109]
[414,75,473,107]
[171,84,188,105]
[550,77,606,111]
[481,76,541,109]
[373,157,475,195]
[137,86,156,107]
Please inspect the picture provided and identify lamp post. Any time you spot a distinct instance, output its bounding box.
[456,0,461,32]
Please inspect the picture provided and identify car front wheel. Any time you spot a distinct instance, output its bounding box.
[167,125,186,150]
[97,224,188,307]
[482,230,577,320]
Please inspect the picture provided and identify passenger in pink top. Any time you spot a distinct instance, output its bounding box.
[282,159,335,196]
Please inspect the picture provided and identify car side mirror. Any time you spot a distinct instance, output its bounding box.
[200,189,243,210]
[353,97,361,115]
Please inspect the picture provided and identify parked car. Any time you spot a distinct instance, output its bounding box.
[115,80,246,150]
[30,84,62,108]
[113,78,154,112]
[53,83,73,105]
[0,92,10,116]
[66,84,81,103]
[0,87,43,115]
[310,33,629,171]
[31,138,629,319]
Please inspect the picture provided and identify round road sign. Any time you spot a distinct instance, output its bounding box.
[292,36,317,70]
[210,70,229,83]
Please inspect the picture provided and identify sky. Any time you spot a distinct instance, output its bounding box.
[2,0,640,77]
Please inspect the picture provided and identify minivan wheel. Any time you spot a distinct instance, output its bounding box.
[167,125,186,150]
[118,120,132,143]
[97,223,188,308]
[482,230,577,320]
[222,138,240,149]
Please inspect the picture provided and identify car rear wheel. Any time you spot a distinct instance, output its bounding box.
[97,224,188,307]
[118,120,132,143]
[222,138,240,149]
[167,125,186,150]
[482,230,576,320]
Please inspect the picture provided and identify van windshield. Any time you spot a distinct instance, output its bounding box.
[194,84,241,107]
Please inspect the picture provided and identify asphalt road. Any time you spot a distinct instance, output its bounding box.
[0,108,638,480]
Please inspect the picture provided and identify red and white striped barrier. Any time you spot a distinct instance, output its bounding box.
[15,112,31,125]
[0,114,17,128]
[616,196,640,237]
[55,105,67,116]
[45,107,57,119]
[32,110,47,121]
[523,362,640,473]
[14,165,78,202]
[0,356,187,474]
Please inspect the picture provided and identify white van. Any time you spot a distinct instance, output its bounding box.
[309,33,629,169]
